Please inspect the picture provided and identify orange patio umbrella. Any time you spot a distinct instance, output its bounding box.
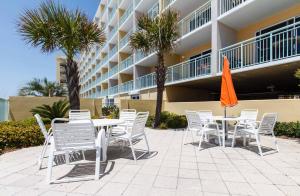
[220,56,238,108]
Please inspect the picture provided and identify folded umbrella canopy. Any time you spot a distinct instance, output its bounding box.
[220,56,238,107]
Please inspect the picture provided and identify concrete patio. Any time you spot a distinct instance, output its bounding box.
[1,128,300,196]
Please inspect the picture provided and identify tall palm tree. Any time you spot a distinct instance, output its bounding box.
[130,10,179,128]
[19,78,67,97]
[17,1,105,109]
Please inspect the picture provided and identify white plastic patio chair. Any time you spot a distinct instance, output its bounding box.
[234,109,258,145]
[111,112,150,162]
[69,109,91,121]
[185,111,221,150]
[111,109,136,135]
[34,114,53,170]
[47,118,102,184]
[232,113,279,156]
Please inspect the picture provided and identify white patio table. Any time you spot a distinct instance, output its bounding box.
[70,119,125,161]
[210,116,246,147]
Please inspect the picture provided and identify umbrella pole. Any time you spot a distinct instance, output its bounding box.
[224,107,228,140]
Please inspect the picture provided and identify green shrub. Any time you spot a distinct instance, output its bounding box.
[31,99,69,120]
[0,118,46,152]
[274,121,300,138]
[102,105,119,118]
[147,111,187,129]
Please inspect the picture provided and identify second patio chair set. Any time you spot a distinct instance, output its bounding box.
[35,109,150,184]
[185,109,279,156]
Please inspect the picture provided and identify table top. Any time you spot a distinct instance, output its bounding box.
[211,116,244,121]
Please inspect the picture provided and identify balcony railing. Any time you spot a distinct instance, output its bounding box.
[119,80,134,93]
[220,0,247,15]
[178,1,211,37]
[135,0,141,7]
[109,25,118,40]
[219,22,300,72]
[109,45,118,58]
[119,3,133,26]
[148,2,159,19]
[135,51,147,62]
[166,54,211,83]
[119,55,134,71]
[102,72,109,81]
[102,55,109,65]
[136,72,156,90]
[109,85,119,95]
[120,31,132,49]
[100,89,108,97]
[108,6,117,21]
[162,0,175,9]
[109,65,119,77]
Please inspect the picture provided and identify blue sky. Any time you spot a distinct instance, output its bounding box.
[0,0,100,98]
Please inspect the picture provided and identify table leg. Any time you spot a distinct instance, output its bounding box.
[100,127,107,162]
[222,120,225,148]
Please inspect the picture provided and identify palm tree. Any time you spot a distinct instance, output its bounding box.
[17,1,105,109]
[130,10,179,128]
[19,78,67,97]
[31,99,70,120]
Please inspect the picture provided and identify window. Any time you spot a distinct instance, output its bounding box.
[131,94,140,100]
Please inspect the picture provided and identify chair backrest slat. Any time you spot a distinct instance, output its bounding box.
[131,112,149,137]
[240,109,258,123]
[198,110,213,124]
[259,113,277,134]
[52,119,96,151]
[34,114,48,139]
[69,110,91,121]
[186,111,202,130]
[120,109,136,125]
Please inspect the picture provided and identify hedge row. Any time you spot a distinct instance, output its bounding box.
[0,118,46,154]
[146,111,187,129]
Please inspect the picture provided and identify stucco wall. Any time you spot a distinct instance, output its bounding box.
[9,96,102,121]
[120,99,159,115]
[164,99,300,122]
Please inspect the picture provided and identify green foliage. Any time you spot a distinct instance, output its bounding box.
[102,105,119,119]
[295,69,300,86]
[147,111,187,129]
[31,100,69,120]
[19,78,67,97]
[274,121,300,138]
[0,118,46,153]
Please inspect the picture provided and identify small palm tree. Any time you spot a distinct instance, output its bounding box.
[130,10,179,128]
[31,99,70,120]
[17,1,105,109]
[19,78,67,97]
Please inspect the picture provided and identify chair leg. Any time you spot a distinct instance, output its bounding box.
[46,150,54,184]
[198,131,204,150]
[217,130,221,147]
[129,139,137,162]
[95,147,101,180]
[38,140,47,169]
[231,126,237,147]
[243,134,247,147]
[255,133,263,156]
[82,150,86,160]
[183,128,189,145]
[271,132,279,152]
[65,152,70,164]
[144,135,150,153]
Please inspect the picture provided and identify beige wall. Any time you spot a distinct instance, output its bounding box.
[120,99,159,115]
[164,99,300,122]
[237,5,300,42]
[9,96,102,121]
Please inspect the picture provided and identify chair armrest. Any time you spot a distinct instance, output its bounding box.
[204,122,219,130]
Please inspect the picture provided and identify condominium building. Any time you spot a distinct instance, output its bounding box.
[56,56,67,88]
[79,0,300,104]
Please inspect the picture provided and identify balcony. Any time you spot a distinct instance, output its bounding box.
[109,65,119,77]
[119,31,131,49]
[136,72,156,90]
[109,45,118,58]
[219,22,300,72]
[108,25,118,40]
[100,89,108,97]
[162,0,175,10]
[178,1,211,37]
[148,1,159,19]
[219,0,246,15]
[109,85,119,95]
[119,80,134,93]
[108,6,117,21]
[119,55,134,71]
[102,72,109,81]
[135,51,147,62]
[166,54,211,84]
[119,3,133,26]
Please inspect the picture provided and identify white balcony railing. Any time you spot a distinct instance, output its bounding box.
[102,72,109,81]
[219,22,300,72]
[148,1,159,19]
[135,0,141,7]
[108,25,118,40]
[108,6,117,21]
[109,85,119,95]
[219,0,247,15]
[120,31,132,49]
[166,54,211,83]
[136,72,156,90]
[109,65,119,77]
[101,89,108,97]
[178,1,211,37]
[109,45,118,58]
[162,0,175,9]
[119,80,134,93]
[119,3,133,26]
[119,55,134,71]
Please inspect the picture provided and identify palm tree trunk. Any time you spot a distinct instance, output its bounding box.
[154,53,166,128]
[64,58,80,110]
